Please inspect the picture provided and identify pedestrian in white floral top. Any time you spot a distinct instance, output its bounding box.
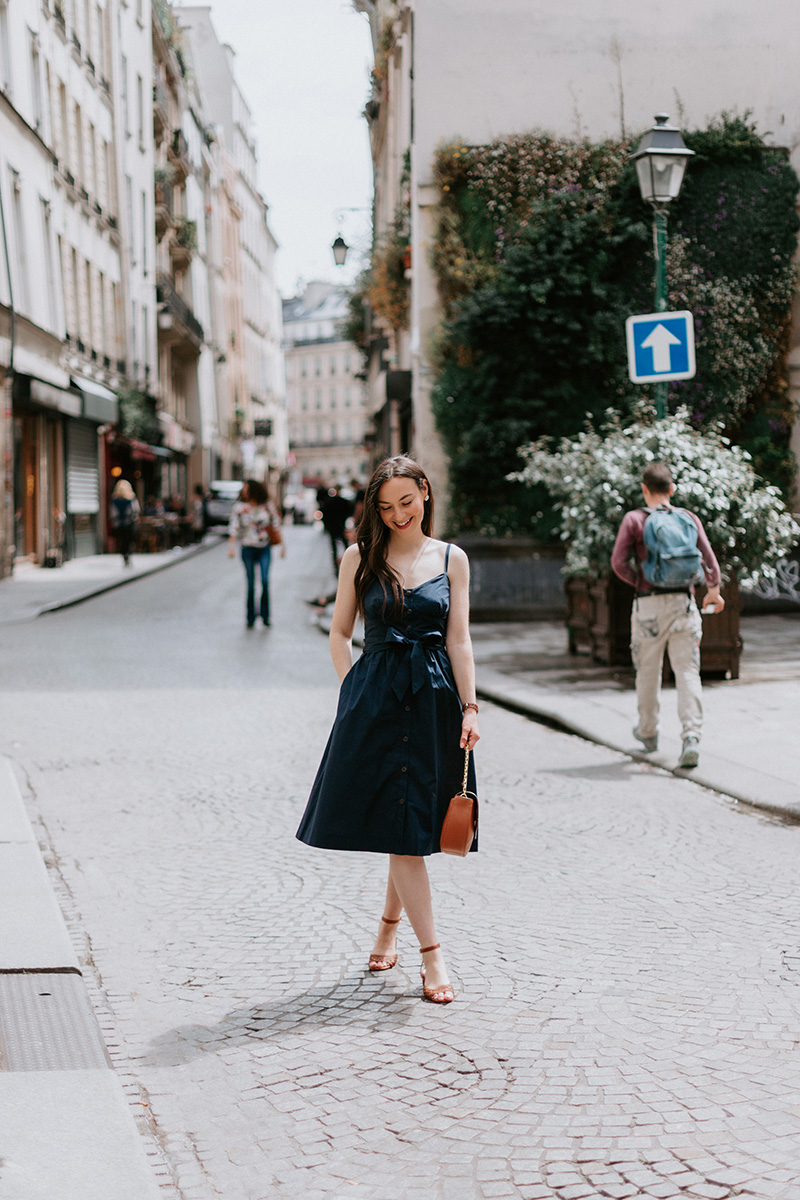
[228,480,285,627]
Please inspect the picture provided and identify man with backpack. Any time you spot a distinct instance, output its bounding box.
[611,461,724,769]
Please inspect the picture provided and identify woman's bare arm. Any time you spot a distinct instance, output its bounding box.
[445,545,480,749]
[329,544,360,683]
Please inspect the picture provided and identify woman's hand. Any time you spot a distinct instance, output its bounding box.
[228,541,236,559]
[460,711,480,750]
[280,543,287,559]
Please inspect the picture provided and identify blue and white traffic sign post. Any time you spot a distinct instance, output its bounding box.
[625,310,696,383]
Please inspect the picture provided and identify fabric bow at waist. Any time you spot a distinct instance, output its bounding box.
[363,627,446,699]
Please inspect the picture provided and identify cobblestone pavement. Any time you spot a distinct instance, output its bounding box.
[3,528,800,1200]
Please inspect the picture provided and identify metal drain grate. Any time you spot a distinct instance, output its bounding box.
[0,971,111,1071]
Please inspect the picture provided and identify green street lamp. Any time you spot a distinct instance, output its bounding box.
[632,113,695,417]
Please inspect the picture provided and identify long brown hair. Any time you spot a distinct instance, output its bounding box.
[354,456,434,617]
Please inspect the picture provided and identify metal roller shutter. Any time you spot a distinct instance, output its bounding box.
[66,421,100,514]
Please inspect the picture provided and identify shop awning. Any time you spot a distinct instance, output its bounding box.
[127,438,172,460]
[30,378,82,418]
[70,375,119,424]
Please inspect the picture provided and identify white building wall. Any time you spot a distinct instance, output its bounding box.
[111,0,155,390]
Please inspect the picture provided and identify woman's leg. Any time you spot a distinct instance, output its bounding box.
[258,546,271,624]
[241,548,256,626]
[370,870,404,958]
[388,855,450,994]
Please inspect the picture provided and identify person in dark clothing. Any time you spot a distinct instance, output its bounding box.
[110,479,140,566]
[321,486,353,571]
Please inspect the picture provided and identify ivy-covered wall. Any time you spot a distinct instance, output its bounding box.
[429,115,799,537]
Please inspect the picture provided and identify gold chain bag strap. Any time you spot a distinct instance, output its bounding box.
[440,742,478,857]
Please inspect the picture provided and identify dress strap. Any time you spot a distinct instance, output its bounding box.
[444,543,451,573]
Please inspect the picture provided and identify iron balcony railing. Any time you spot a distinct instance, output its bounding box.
[156,271,204,346]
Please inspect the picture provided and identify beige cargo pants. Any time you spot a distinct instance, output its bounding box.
[631,592,703,742]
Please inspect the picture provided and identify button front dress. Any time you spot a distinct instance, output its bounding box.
[296,547,477,856]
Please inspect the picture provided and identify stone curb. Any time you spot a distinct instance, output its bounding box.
[0,537,222,626]
[0,758,162,1199]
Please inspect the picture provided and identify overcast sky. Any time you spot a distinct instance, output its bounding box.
[175,0,374,298]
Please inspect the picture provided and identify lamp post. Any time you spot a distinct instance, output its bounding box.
[632,114,694,418]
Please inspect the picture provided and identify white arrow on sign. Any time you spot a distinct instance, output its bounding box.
[641,323,681,373]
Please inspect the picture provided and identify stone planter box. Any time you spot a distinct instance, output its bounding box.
[566,573,743,679]
[455,536,566,621]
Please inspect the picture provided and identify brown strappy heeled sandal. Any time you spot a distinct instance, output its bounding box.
[419,943,455,1004]
[368,916,401,971]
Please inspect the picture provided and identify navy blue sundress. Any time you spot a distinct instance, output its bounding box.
[296,545,477,856]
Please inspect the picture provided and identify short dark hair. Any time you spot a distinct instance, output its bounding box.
[642,462,673,495]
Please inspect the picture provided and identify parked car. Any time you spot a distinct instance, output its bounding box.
[205,480,244,529]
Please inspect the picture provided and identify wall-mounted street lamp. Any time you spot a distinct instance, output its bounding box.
[331,206,371,268]
[332,235,349,267]
[632,114,694,417]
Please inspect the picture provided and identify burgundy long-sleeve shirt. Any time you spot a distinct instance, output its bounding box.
[611,507,721,594]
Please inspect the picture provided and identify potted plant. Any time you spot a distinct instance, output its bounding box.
[512,407,799,676]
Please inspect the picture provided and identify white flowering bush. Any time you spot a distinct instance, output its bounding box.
[512,408,799,583]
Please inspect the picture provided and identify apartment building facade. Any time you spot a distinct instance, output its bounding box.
[0,0,285,576]
[283,282,369,488]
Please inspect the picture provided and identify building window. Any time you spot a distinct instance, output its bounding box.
[10,170,29,313]
[95,4,104,75]
[314,356,321,376]
[315,389,321,410]
[300,389,308,411]
[344,387,352,408]
[74,103,85,185]
[86,121,96,195]
[30,33,43,130]
[330,355,336,374]
[125,174,134,266]
[120,54,128,135]
[141,189,147,275]
[136,73,144,150]
[58,82,68,165]
[41,199,57,330]
[329,388,337,409]
[0,2,12,95]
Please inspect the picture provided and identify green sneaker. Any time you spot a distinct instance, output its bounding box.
[633,725,658,753]
[679,736,700,769]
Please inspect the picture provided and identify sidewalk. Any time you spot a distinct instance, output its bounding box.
[0,537,220,625]
[0,542,218,1198]
[470,612,800,820]
[0,757,164,1200]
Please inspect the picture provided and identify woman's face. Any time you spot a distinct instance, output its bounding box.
[376,476,427,536]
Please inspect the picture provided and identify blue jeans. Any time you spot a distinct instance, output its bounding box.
[241,545,271,625]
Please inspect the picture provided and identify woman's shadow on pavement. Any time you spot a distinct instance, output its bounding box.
[141,972,418,1068]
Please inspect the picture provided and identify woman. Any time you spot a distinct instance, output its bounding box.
[296,456,480,1004]
[110,479,140,567]
[228,480,284,628]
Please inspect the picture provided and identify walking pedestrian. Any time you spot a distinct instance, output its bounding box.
[611,461,724,768]
[191,484,207,543]
[228,480,285,628]
[296,455,480,1004]
[110,479,140,567]
[321,485,353,571]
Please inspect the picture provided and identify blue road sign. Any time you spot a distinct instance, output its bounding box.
[626,310,696,383]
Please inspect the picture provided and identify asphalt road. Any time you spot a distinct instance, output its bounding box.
[2,527,800,1200]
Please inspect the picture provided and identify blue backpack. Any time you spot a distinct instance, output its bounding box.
[641,506,704,588]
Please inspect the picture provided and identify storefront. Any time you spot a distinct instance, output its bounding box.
[12,371,118,563]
